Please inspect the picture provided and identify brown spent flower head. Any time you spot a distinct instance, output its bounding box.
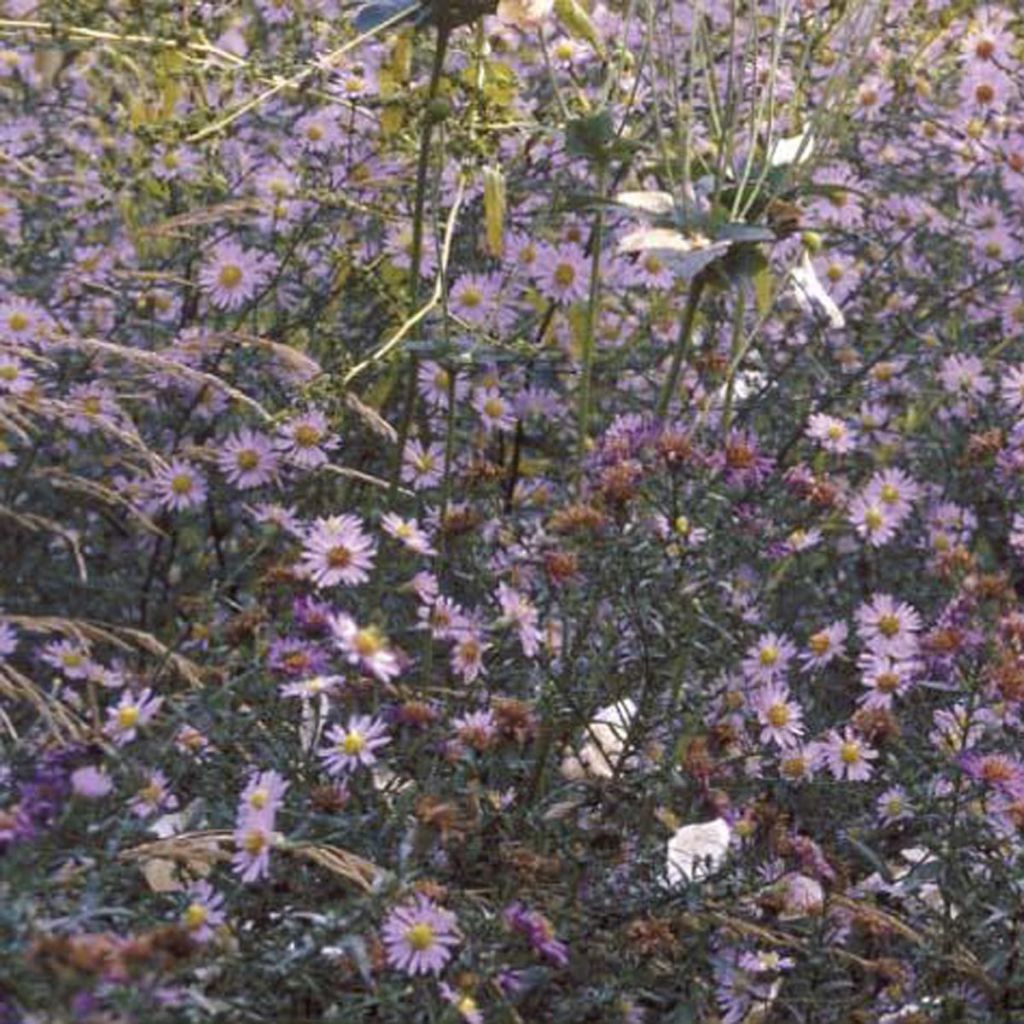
[548,502,607,535]
[492,697,538,744]
[543,549,580,587]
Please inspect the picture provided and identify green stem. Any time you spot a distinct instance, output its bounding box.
[656,275,706,420]
[721,284,747,432]
[576,162,607,491]
[390,22,451,494]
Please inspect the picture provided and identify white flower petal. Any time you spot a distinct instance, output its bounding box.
[665,817,731,885]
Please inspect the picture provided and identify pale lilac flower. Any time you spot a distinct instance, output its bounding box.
[821,728,877,781]
[153,460,207,513]
[452,709,499,752]
[848,492,898,547]
[130,770,178,818]
[806,413,858,454]
[105,689,163,745]
[0,622,17,661]
[752,682,805,749]
[382,895,461,976]
[473,386,516,433]
[419,595,468,640]
[401,438,445,490]
[275,411,339,469]
[381,513,437,556]
[200,241,274,311]
[279,674,344,701]
[800,621,848,671]
[930,704,985,755]
[217,428,279,489]
[450,626,489,683]
[240,770,289,820]
[742,632,796,685]
[876,786,912,825]
[1000,365,1024,414]
[863,467,920,522]
[318,714,390,775]
[857,652,918,709]
[417,362,468,409]
[181,881,226,944]
[440,983,483,1024]
[778,744,822,783]
[233,819,275,883]
[331,613,401,682]
[0,355,36,395]
[856,594,922,658]
[497,583,541,657]
[70,766,113,799]
[41,639,93,681]
[300,515,377,588]
[533,243,589,303]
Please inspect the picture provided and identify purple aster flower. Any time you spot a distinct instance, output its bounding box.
[40,638,94,680]
[299,514,377,588]
[181,880,226,944]
[800,621,848,671]
[217,428,279,489]
[848,491,899,547]
[200,241,274,311]
[751,682,805,749]
[70,766,113,799]
[240,770,289,820]
[331,613,401,682]
[382,895,461,976]
[275,411,339,469]
[232,819,275,883]
[857,652,918,709]
[267,636,329,678]
[472,386,517,433]
[104,688,163,745]
[533,243,589,303]
[504,902,569,968]
[401,438,445,490]
[742,632,796,685]
[806,413,858,454]
[856,594,922,658]
[0,622,16,661]
[820,727,878,782]
[152,459,208,513]
[130,770,178,817]
[876,786,913,826]
[318,714,390,775]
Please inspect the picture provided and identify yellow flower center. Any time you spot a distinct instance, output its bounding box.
[294,424,321,448]
[879,483,900,504]
[0,365,17,381]
[354,627,382,657]
[483,397,504,419]
[460,288,482,308]
[184,903,208,930]
[404,922,435,951]
[117,706,140,729]
[553,263,576,288]
[808,632,831,656]
[243,829,267,854]
[341,731,366,756]
[217,264,243,289]
[864,507,884,531]
[767,703,790,728]
[249,788,269,810]
[759,645,780,668]
[839,741,861,765]
[170,473,194,496]
[878,613,901,638]
[236,449,259,471]
[7,312,28,332]
[61,652,83,668]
